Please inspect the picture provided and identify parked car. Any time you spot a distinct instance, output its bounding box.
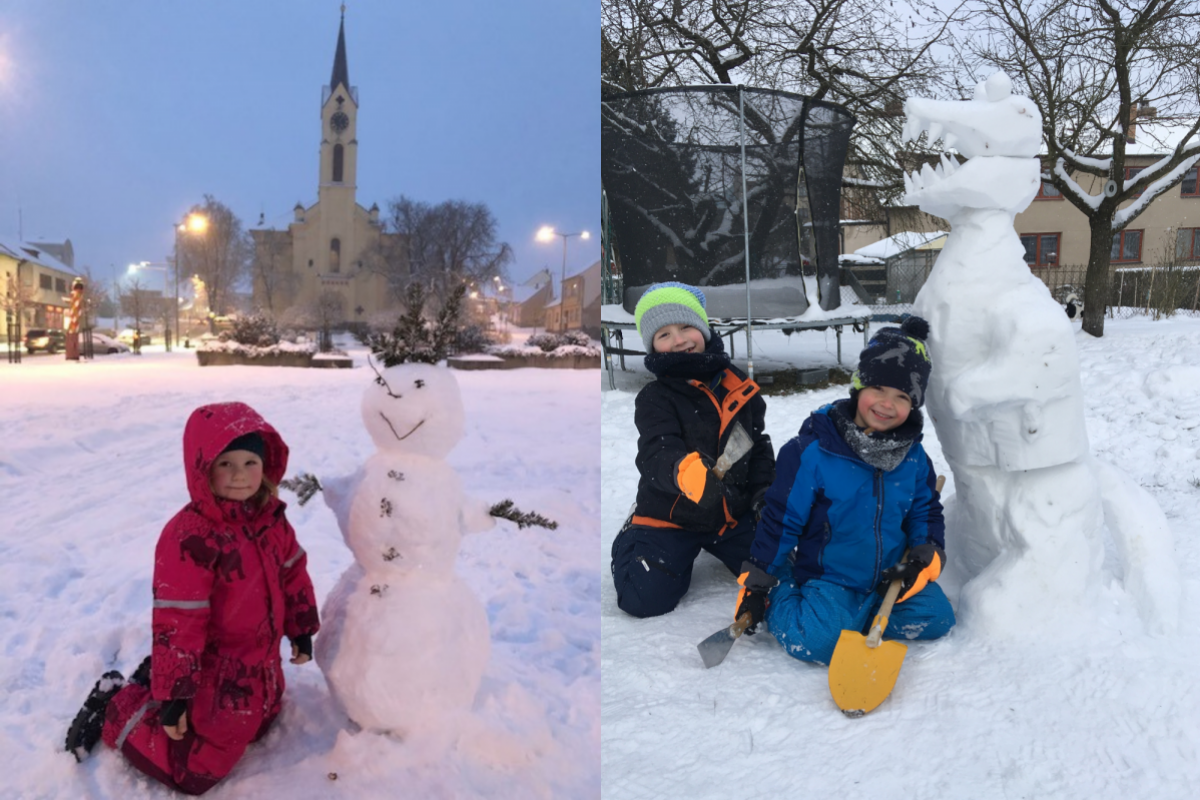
[90,332,130,354]
[117,329,153,347]
[24,328,66,354]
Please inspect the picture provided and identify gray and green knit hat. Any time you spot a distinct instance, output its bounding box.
[633,282,711,352]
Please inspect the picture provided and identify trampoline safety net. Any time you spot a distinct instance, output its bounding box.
[602,86,855,318]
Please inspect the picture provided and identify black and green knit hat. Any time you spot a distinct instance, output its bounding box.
[633,282,711,352]
[851,315,932,408]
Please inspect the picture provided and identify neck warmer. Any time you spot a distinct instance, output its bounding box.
[830,398,923,472]
[644,332,731,381]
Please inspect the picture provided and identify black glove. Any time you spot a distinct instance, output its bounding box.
[735,561,779,635]
[290,634,313,659]
[674,452,724,509]
[159,698,187,728]
[877,543,945,603]
[750,487,769,522]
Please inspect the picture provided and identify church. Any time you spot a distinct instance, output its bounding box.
[250,11,404,325]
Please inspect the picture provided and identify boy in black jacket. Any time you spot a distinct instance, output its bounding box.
[611,282,775,617]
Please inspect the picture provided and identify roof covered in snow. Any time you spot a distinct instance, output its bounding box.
[0,237,77,275]
[853,230,948,261]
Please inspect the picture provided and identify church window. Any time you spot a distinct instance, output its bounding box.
[333,144,344,182]
[330,238,342,273]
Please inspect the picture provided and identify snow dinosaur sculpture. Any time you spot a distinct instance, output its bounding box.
[903,72,1178,636]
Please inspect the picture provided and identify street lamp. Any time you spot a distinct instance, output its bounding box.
[175,213,209,345]
[536,226,590,301]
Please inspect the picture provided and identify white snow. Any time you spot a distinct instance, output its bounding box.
[601,315,1200,797]
[852,230,947,261]
[0,341,598,799]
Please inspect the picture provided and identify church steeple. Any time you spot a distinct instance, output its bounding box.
[330,7,350,93]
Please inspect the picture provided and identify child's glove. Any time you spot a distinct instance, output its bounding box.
[674,452,723,509]
[735,561,779,635]
[877,543,945,603]
[160,699,188,740]
[290,634,313,665]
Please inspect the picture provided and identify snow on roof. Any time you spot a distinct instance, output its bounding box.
[853,230,947,261]
[0,236,76,274]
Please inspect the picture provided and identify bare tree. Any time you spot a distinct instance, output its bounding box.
[602,0,965,204]
[249,228,297,315]
[383,197,512,298]
[964,0,1200,336]
[176,195,253,325]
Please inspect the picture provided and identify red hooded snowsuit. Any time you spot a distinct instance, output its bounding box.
[101,402,320,795]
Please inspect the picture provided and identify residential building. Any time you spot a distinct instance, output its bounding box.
[513,283,553,328]
[1,238,79,342]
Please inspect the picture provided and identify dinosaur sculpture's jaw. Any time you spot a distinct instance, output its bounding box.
[899,72,1044,218]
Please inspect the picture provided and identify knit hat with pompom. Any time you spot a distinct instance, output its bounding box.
[851,315,932,408]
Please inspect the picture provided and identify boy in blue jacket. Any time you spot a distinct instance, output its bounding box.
[734,316,955,664]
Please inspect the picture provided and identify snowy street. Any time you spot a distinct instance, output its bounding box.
[0,347,598,799]
[601,318,1200,799]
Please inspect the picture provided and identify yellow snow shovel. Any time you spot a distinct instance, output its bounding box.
[828,476,944,717]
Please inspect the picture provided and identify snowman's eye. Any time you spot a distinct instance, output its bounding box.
[414,379,425,389]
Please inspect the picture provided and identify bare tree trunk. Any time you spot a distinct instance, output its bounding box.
[1082,218,1114,337]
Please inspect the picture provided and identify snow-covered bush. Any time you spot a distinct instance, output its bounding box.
[231,312,280,348]
[366,282,465,366]
[527,332,564,352]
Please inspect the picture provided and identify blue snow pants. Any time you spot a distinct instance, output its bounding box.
[767,575,955,665]
[611,514,755,618]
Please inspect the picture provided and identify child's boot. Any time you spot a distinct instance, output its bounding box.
[129,656,151,688]
[64,670,126,762]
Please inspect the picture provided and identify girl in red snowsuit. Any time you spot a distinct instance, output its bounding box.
[75,402,320,795]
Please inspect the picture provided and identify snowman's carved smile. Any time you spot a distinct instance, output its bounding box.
[379,412,425,442]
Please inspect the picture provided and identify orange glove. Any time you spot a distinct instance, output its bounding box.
[878,544,944,603]
[675,452,722,508]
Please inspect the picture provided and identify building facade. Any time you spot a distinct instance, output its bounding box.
[250,12,404,325]
[1,239,79,342]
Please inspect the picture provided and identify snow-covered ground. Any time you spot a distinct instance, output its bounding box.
[0,341,598,799]
[601,316,1200,798]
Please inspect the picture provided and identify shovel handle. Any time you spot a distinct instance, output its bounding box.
[866,576,904,647]
[731,613,752,637]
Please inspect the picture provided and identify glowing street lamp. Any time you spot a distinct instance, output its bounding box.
[536,226,589,301]
[175,213,209,342]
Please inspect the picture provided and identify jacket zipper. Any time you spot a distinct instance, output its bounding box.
[872,468,884,587]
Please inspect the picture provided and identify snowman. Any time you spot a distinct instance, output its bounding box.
[316,357,495,758]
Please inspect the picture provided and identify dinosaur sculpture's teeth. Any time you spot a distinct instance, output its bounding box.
[940,154,956,175]
[920,162,937,184]
[943,132,958,150]
[927,121,944,143]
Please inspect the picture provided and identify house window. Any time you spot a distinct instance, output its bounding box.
[1111,229,1142,263]
[1182,166,1200,197]
[1020,233,1060,267]
[55,278,67,293]
[1124,166,1144,197]
[1035,181,1062,200]
[332,144,344,183]
[39,273,52,290]
[1177,228,1200,260]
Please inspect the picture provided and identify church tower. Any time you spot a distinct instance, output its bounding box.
[250,7,398,323]
[317,8,358,274]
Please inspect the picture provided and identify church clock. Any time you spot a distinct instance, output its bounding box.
[330,111,350,133]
